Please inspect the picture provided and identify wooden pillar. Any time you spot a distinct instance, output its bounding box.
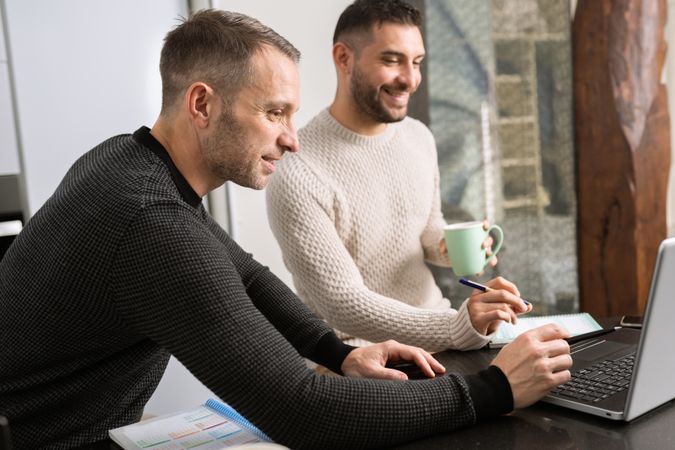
[574,0,670,317]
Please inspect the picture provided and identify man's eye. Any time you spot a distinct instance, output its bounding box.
[269,110,283,120]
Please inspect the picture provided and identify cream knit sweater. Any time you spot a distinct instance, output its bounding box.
[267,109,491,352]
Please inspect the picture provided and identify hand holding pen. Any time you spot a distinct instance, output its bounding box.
[459,277,533,335]
[459,277,532,307]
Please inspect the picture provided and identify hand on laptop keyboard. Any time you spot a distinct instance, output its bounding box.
[491,323,573,408]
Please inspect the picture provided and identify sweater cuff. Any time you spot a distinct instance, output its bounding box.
[308,332,356,375]
[448,300,493,350]
[464,365,513,421]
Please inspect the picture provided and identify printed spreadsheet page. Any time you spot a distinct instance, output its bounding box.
[491,312,602,346]
[109,405,262,449]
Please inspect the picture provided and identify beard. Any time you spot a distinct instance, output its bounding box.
[350,64,410,124]
[202,109,267,190]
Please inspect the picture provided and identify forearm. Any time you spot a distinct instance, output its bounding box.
[302,282,490,352]
[244,266,355,372]
[263,366,512,449]
[262,370,472,448]
[207,214,351,365]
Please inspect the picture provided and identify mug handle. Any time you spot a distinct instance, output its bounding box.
[484,225,503,267]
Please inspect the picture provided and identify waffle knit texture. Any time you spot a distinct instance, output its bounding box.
[267,109,492,351]
[0,127,511,449]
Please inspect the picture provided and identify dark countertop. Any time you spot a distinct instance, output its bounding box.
[390,316,675,449]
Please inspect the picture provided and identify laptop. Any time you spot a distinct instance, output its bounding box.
[542,237,675,421]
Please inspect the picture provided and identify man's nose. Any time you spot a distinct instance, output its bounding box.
[396,63,419,90]
[279,121,299,153]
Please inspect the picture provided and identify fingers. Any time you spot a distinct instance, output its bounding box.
[468,305,517,335]
[486,276,520,298]
[341,340,449,381]
[378,368,409,381]
[385,341,446,378]
[489,307,518,324]
[550,368,572,385]
[548,353,573,374]
[409,352,435,377]
[513,327,571,355]
[537,354,573,390]
[467,289,527,334]
[527,323,571,341]
[545,336,571,357]
[414,350,446,376]
[470,289,528,313]
[429,356,446,374]
[466,279,531,334]
[475,306,517,326]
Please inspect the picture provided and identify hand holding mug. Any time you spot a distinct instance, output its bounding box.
[443,220,503,277]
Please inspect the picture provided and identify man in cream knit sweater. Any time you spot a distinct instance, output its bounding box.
[267,0,531,352]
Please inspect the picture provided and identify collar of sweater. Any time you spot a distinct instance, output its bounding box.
[319,108,401,147]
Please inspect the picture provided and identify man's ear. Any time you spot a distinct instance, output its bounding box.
[333,42,354,75]
[186,82,216,129]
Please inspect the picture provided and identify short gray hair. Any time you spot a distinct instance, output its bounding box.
[159,9,300,112]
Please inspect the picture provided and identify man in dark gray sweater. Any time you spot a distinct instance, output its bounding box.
[0,9,572,450]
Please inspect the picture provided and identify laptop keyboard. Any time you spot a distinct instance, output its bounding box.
[551,353,636,403]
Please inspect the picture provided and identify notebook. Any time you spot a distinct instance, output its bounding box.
[542,237,675,421]
[109,398,272,449]
[490,312,602,347]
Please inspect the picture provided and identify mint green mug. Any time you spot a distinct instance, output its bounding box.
[443,221,504,276]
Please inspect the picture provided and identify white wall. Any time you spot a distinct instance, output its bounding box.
[4,0,186,214]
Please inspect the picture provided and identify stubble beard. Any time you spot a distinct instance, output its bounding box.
[204,111,267,191]
[350,65,408,124]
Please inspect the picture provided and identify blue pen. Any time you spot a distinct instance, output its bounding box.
[459,277,532,307]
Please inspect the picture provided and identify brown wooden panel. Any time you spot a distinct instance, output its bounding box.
[574,0,669,317]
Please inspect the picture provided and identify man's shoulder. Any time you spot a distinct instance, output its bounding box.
[400,115,434,138]
[277,111,336,176]
[81,133,146,168]
[394,116,436,156]
[269,151,319,195]
[70,133,184,210]
[268,131,334,201]
[298,110,332,143]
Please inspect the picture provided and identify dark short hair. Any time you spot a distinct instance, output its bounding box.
[333,0,422,45]
[159,9,300,113]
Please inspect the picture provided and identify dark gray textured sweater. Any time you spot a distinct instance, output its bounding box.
[0,127,512,449]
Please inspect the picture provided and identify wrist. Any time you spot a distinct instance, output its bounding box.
[311,332,356,375]
[464,366,513,421]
